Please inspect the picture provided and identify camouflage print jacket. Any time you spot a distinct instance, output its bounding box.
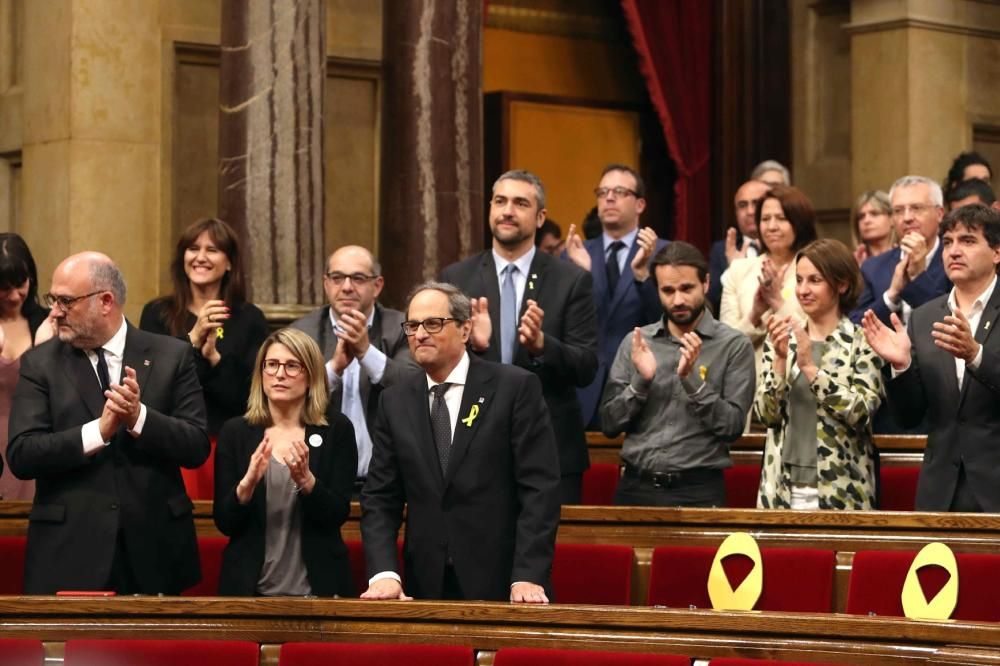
[754,317,884,510]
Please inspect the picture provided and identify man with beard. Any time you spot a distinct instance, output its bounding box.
[600,242,755,507]
[440,170,598,504]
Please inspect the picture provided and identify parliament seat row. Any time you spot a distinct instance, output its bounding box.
[3,535,996,622]
[0,638,853,665]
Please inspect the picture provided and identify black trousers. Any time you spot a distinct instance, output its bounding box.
[614,467,726,508]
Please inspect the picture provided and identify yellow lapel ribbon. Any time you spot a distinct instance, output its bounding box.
[699,365,708,381]
[215,327,224,339]
[708,532,763,611]
[461,404,479,427]
[902,542,958,621]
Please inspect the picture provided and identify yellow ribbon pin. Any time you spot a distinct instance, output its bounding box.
[461,404,479,427]
[216,327,225,339]
[699,365,708,381]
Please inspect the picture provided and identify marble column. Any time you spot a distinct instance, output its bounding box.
[379,0,483,308]
[219,0,325,305]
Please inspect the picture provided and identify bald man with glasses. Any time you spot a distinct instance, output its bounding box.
[292,245,419,490]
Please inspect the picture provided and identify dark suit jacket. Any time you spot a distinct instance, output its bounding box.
[887,288,1000,511]
[576,235,669,425]
[440,250,598,476]
[213,415,357,596]
[7,324,209,594]
[361,355,561,601]
[849,245,952,325]
[291,303,419,427]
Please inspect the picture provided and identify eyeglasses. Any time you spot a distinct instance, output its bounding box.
[262,359,305,378]
[401,317,461,336]
[891,203,938,218]
[594,186,638,199]
[44,290,105,311]
[324,272,378,286]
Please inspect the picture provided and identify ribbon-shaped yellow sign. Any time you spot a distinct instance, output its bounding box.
[461,404,479,427]
[902,542,958,621]
[707,532,763,611]
[216,327,225,339]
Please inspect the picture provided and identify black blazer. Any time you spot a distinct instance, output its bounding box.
[361,355,561,601]
[888,288,1000,511]
[8,324,209,594]
[213,414,357,596]
[140,299,269,435]
[440,250,598,475]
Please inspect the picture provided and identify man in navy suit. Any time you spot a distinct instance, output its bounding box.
[440,170,597,504]
[565,164,668,430]
[850,175,951,326]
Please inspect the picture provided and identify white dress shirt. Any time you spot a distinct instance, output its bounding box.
[948,275,994,387]
[492,246,536,316]
[81,317,148,454]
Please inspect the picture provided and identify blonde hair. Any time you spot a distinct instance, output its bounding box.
[245,328,329,427]
[850,190,897,251]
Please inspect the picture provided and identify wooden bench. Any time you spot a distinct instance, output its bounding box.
[0,597,997,665]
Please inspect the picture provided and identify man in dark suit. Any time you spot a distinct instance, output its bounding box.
[440,170,598,504]
[862,204,1000,512]
[292,245,418,486]
[850,175,951,326]
[8,252,209,594]
[707,179,771,314]
[564,164,668,430]
[360,282,560,602]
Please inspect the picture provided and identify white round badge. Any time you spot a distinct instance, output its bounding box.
[308,434,323,448]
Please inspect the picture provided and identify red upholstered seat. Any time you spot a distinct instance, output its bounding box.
[723,465,760,508]
[878,466,919,511]
[708,657,832,666]
[552,543,633,605]
[0,639,43,666]
[647,545,834,612]
[181,435,217,500]
[64,639,258,666]
[279,642,473,666]
[0,536,26,595]
[581,463,620,505]
[494,647,689,665]
[846,550,1000,621]
[182,536,227,596]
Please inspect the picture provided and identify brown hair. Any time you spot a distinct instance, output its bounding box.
[755,185,818,255]
[850,190,897,250]
[154,218,247,336]
[795,239,863,314]
[245,328,329,427]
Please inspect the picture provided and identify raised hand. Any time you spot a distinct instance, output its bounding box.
[861,309,911,370]
[630,328,657,381]
[236,435,273,504]
[469,297,492,352]
[330,337,353,376]
[105,366,142,431]
[790,320,819,381]
[725,228,748,265]
[285,439,316,495]
[886,251,911,304]
[900,232,929,280]
[34,309,58,346]
[200,326,222,366]
[564,224,591,271]
[630,227,660,281]
[766,314,792,360]
[932,308,980,363]
[517,300,545,355]
[335,308,372,359]
[853,243,869,267]
[676,331,702,379]
[189,299,230,348]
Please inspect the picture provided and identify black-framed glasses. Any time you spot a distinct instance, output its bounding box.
[594,186,638,199]
[43,290,105,311]
[401,317,460,336]
[324,272,378,286]
[262,359,306,378]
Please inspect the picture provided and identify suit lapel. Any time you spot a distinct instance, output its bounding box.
[513,252,547,365]
[406,376,446,487]
[122,324,154,391]
[607,240,640,317]
[587,239,609,316]
[62,345,105,419]
[475,253,503,359]
[958,286,1000,406]
[444,357,496,487]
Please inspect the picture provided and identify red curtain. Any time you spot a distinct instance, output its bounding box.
[621,0,713,250]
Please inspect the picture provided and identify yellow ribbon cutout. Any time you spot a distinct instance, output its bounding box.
[216,327,224,339]
[699,365,708,381]
[707,532,763,611]
[901,542,958,621]
[461,404,479,427]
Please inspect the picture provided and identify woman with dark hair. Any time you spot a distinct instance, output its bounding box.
[140,218,268,434]
[0,233,49,499]
[755,239,883,510]
[720,185,818,376]
[944,151,992,195]
[850,190,896,266]
[214,328,356,596]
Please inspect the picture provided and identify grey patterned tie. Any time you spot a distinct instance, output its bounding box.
[430,382,454,473]
[500,264,518,364]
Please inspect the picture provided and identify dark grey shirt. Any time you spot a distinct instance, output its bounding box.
[600,310,756,472]
[256,458,312,596]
